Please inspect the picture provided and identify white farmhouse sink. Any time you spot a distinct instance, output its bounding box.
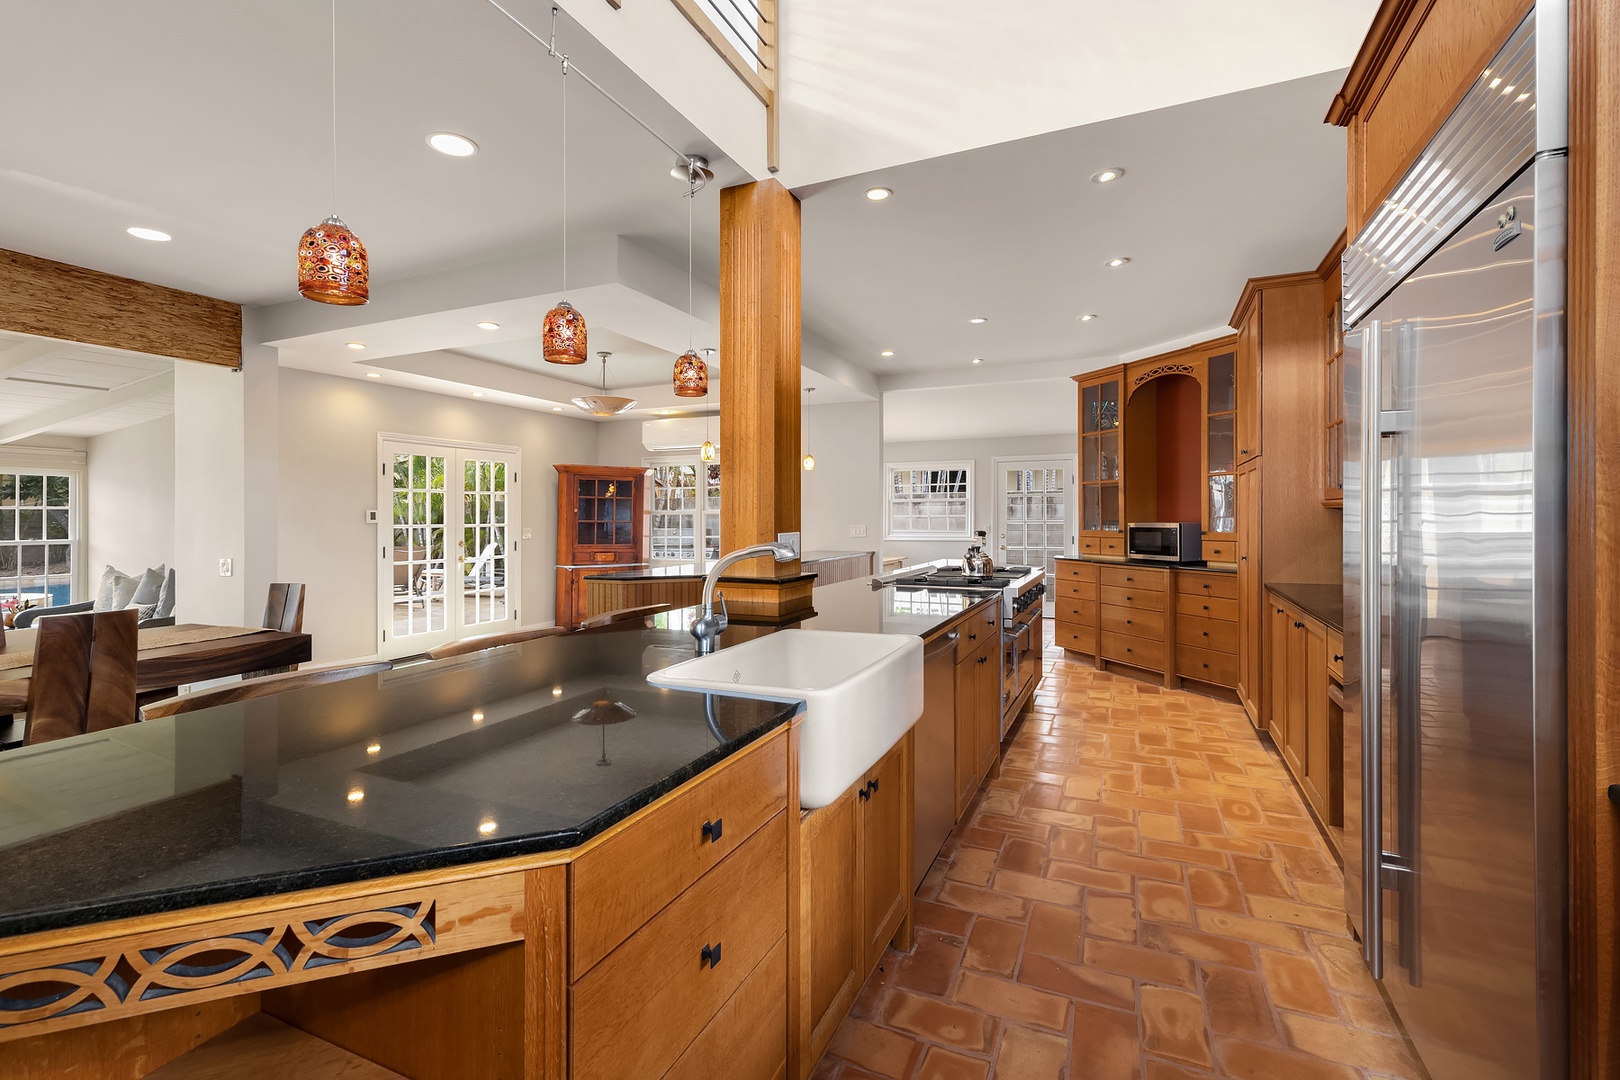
[646,629,924,808]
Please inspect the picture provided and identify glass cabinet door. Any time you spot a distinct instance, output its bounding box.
[1205,350,1238,536]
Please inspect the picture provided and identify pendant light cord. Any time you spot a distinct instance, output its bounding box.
[562,61,568,297]
[330,0,339,216]
[686,171,694,347]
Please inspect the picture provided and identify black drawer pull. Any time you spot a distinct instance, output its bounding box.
[1126,618,1132,625]
[1202,583,1211,590]
[1203,605,1210,611]
[1125,576,1133,582]
[978,655,988,665]
[858,786,871,801]
[702,818,723,843]
[1126,595,1133,601]
[869,777,880,794]
[1203,663,1210,669]
[1202,631,1209,637]
[968,631,977,641]
[1126,647,1133,653]
[1334,654,1344,663]
[701,942,723,968]
[1294,621,1304,629]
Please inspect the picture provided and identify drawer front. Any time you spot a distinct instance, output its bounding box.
[1053,621,1096,654]
[572,814,789,1080]
[1100,630,1165,671]
[1327,629,1345,683]
[1201,539,1236,564]
[1099,585,1166,612]
[954,603,1000,663]
[1100,566,1167,593]
[1177,643,1239,687]
[1175,615,1238,655]
[1055,559,1099,583]
[1056,576,1098,603]
[1079,537,1100,555]
[1052,597,1097,626]
[1098,535,1125,558]
[1100,603,1165,640]
[1176,593,1237,623]
[1175,571,1238,601]
[572,732,788,976]
[662,934,788,1080]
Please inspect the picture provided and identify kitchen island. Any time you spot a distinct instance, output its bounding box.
[579,550,874,622]
[0,575,1009,1080]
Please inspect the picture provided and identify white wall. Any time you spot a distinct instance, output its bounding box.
[174,361,248,625]
[802,401,882,556]
[594,416,651,467]
[882,434,1077,566]
[85,415,174,578]
[276,369,598,663]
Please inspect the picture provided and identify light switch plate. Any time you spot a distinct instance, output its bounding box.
[365,510,379,524]
[849,525,868,538]
[218,558,233,577]
[522,528,533,540]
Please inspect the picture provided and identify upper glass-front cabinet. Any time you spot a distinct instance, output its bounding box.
[1206,350,1237,536]
[1077,371,1123,533]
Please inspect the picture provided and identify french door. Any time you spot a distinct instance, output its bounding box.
[992,457,1077,575]
[377,438,520,658]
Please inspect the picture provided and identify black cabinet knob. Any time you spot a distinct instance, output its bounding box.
[978,656,988,665]
[1125,576,1133,582]
[869,777,880,793]
[1203,605,1209,611]
[1126,619,1132,625]
[1203,663,1210,669]
[969,632,977,640]
[1334,654,1344,663]
[1294,621,1304,629]
[701,818,724,843]
[1202,583,1211,590]
[701,942,723,968]
[858,786,871,801]
[1126,595,1133,601]
[1126,647,1133,653]
[1202,631,1209,638]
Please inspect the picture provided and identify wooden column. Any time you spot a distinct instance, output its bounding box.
[718,179,811,618]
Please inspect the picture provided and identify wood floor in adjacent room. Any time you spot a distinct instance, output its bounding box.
[811,637,1425,1080]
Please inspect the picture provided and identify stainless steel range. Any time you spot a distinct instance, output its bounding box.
[875,560,1046,733]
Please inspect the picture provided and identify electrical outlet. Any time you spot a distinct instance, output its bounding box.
[522,528,533,540]
[218,558,233,577]
[849,524,868,538]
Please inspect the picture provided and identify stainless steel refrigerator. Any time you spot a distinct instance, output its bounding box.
[1341,4,1568,1079]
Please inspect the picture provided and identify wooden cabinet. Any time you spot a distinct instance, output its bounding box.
[554,464,648,628]
[1205,344,1239,538]
[1051,559,1099,655]
[1265,590,1342,831]
[797,736,913,1075]
[1236,460,1263,727]
[1099,566,1168,677]
[954,633,1000,818]
[1174,570,1237,689]
[1322,236,1346,508]
[1237,298,1261,463]
[1074,367,1124,540]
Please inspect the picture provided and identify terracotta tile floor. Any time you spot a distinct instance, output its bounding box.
[811,636,1427,1080]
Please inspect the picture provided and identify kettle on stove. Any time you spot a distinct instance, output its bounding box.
[962,530,995,577]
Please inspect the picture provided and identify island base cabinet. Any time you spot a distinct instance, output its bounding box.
[795,736,914,1080]
[954,636,1000,819]
[1265,592,1342,831]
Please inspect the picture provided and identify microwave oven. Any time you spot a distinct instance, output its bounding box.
[1126,522,1202,563]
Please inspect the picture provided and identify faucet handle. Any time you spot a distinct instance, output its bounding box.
[715,591,728,628]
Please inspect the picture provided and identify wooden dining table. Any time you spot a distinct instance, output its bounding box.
[0,623,314,715]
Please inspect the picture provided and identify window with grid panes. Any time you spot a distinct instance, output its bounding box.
[885,462,973,540]
[0,471,76,610]
[647,457,722,563]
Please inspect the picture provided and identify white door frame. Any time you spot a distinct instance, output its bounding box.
[990,455,1079,569]
[376,433,522,659]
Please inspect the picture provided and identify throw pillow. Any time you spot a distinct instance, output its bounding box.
[131,564,166,607]
[154,566,177,619]
[93,565,140,612]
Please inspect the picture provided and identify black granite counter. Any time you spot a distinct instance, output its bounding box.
[651,574,999,641]
[1056,555,1237,575]
[0,628,798,938]
[585,550,873,582]
[1266,582,1344,632]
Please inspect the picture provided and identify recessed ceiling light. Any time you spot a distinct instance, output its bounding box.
[1090,168,1125,184]
[346,342,366,350]
[1078,314,1098,322]
[126,226,171,242]
[347,789,364,803]
[366,742,381,754]
[471,391,486,397]
[427,132,479,157]
[971,357,985,365]
[552,406,563,411]
[880,350,895,357]
[472,710,485,722]
[1105,257,1131,268]
[365,372,382,378]
[865,187,892,201]
[969,317,988,325]
[476,321,500,330]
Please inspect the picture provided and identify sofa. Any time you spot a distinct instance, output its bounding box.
[13,563,176,630]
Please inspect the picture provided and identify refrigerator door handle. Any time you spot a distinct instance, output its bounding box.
[1359,322,1385,979]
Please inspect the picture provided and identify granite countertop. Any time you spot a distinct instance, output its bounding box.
[1266,582,1345,632]
[652,574,999,642]
[1056,555,1237,575]
[0,629,799,938]
[584,550,873,582]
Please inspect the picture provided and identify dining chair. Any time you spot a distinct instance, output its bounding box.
[23,609,139,745]
[139,660,392,720]
[245,582,307,679]
[425,626,566,661]
[575,603,674,632]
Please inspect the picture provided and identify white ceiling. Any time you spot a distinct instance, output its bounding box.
[0,333,175,441]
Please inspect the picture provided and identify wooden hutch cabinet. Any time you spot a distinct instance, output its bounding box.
[1074,367,1125,556]
[554,464,648,629]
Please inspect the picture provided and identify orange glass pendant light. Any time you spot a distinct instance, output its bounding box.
[673,350,707,397]
[545,61,589,363]
[299,0,369,306]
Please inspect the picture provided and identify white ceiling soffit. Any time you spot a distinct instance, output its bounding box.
[0,1,743,308]
[0,332,176,442]
[797,72,1348,379]
[774,0,1379,187]
[883,379,1078,444]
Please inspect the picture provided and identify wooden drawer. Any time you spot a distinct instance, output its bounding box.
[1078,537,1100,555]
[1052,621,1096,654]
[572,732,788,976]
[1175,571,1238,601]
[1055,559,1099,583]
[1202,539,1236,564]
[1176,592,1237,623]
[1328,629,1345,683]
[1100,566,1166,592]
[1098,535,1125,558]
[955,602,1000,663]
[1175,614,1239,655]
[1051,597,1097,626]
[1100,629,1165,672]
[662,935,788,1080]
[572,814,789,1080]
[1099,585,1166,612]
[1177,643,1239,688]
[1100,603,1165,639]
[1056,576,1098,603]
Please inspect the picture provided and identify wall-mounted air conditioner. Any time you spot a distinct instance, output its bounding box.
[642,417,717,452]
